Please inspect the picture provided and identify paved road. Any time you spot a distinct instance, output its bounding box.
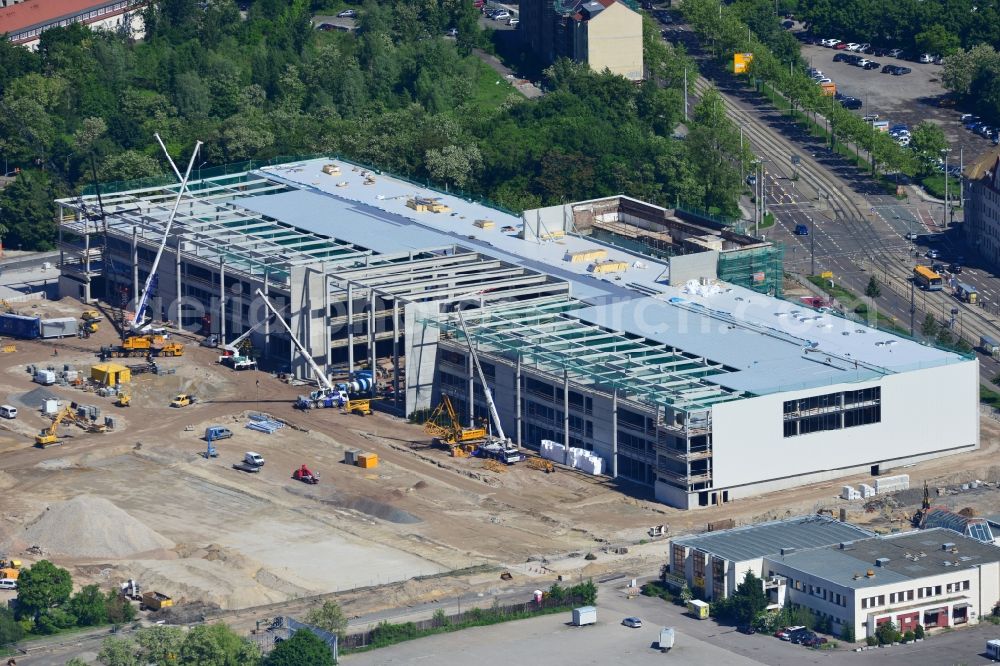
[667,16,1000,384]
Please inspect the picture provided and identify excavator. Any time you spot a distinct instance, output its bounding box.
[35,404,107,447]
[423,395,487,456]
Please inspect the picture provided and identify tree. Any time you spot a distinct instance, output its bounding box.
[865,276,881,299]
[914,623,925,639]
[68,584,108,626]
[263,629,334,666]
[915,25,961,57]
[65,659,90,666]
[424,144,482,189]
[875,620,900,645]
[15,560,73,621]
[97,636,140,666]
[840,622,856,643]
[105,589,137,627]
[135,625,184,666]
[942,44,1000,96]
[304,601,348,639]
[730,571,769,625]
[909,122,948,174]
[0,607,24,647]
[921,314,940,338]
[178,623,261,666]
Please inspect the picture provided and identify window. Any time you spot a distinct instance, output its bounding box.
[934,586,942,596]
[907,590,914,601]
[963,580,971,591]
[877,595,885,606]
[783,387,881,437]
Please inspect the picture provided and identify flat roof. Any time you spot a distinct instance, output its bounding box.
[672,515,875,563]
[0,0,121,34]
[766,528,1000,589]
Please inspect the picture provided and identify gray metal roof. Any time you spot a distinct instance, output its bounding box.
[767,528,1000,589]
[672,515,874,563]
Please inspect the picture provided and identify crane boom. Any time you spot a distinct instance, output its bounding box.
[221,315,272,355]
[456,309,506,442]
[132,136,203,331]
[254,288,335,393]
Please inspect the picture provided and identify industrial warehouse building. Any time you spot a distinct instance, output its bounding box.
[57,157,979,509]
[671,517,1000,639]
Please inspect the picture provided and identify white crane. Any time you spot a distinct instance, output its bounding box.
[131,135,202,331]
[455,308,507,443]
[217,315,272,370]
[254,289,343,406]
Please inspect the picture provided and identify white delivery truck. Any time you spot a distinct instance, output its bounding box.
[987,639,1000,660]
[572,606,597,626]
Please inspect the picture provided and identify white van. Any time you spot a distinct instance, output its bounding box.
[0,405,17,419]
[0,579,17,590]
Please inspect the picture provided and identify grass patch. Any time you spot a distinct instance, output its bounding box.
[641,581,675,602]
[806,276,908,335]
[920,173,960,201]
[981,385,1000,408]
[468,59,517,110]
[342,604,576,654]
[760,212,775,229]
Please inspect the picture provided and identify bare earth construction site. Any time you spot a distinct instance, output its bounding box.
[2,295,1000,628]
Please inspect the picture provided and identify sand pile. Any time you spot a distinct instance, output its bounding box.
[15,495,174,558]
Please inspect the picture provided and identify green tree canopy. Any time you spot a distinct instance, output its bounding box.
[304,601,348,639]
[178,623,261,666]
[15,560,73,620]
[263,629,334,666]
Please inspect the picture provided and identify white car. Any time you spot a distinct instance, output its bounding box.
[845,42,861,51]
[821,38,840,47]
[622,617,643,628]
[816,77,833,84]
[919,53,934,63]
[493,11,510,20]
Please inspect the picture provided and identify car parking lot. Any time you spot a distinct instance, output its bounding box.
[797,37,998,163]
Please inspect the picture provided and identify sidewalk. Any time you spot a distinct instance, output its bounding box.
[472,49,543,99]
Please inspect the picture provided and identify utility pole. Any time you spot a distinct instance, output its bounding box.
[943,149,950,228]
[810,216,815,276]
[909,278,915,336]
[959,146,964,208]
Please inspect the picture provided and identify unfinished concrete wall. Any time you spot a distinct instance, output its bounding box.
[405,302,441,416]
[668,251,719,286]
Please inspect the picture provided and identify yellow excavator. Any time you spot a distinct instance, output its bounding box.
[423,395,487,456]
[35,405,76,448]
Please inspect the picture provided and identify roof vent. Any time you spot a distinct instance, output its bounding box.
[944,561,953,567]
[852,573,862,580]
[839,542,854,550]
[875,557,890,567]
[866,569,875,577]
[942,542,956,550]
[780,547,796,556]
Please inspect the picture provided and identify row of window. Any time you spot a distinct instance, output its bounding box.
[860,580,970,609]
[783,387,881,416]
[785,576,848,608]
[783,405,881,437]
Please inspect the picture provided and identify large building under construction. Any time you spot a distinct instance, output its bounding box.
[56,158,979,509]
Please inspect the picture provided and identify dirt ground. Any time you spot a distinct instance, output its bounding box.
[1,296,998,626]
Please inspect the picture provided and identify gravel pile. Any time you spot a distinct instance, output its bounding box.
[16,495,174,558]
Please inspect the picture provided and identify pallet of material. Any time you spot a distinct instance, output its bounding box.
[474,219,496,229]
[590,260,629,274]
[567,249,608,263]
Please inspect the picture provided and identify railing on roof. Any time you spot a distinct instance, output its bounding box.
[79,153,523,220]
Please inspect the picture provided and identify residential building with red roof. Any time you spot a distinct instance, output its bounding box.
[0,0,146,48]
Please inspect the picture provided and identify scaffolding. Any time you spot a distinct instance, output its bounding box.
[717,244,784,296]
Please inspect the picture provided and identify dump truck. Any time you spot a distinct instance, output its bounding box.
[140,591,173,611]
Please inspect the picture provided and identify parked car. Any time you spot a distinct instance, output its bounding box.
[776,626,806,641]
[820,38,840,47]
[881,64,897,73]
[927,249,941,259]
[840,97,862,109]
[803,635,828,648]
[336,8,356,17]
[507,17,518,26]
[737,624,756,634]
[833,53,848,62]
[893,66,912,75]
[493,11,510,20]
[445,27,458,36]
[873,47,890,56]
[316,22,336,30]
[862,113,879,121]
[919,53,935,63]
[888,48,904,57]
[833,42,849,49]
[622,617,643,628]
[863,61,881,69]
[844,42,861,51]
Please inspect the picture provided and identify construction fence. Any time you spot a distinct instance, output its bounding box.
[717,244,785,296]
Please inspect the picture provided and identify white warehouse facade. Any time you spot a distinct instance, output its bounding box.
[57,157,980,510]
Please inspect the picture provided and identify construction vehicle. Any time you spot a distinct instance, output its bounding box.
[342,398,374,416]
[80,319,99,337]
[217,317,269,370]
[81,309,102,323]
[101,335,184,359]
[170,394,196,408]
[116,392,131,407]
[255,289,351,409]
[140,591,173,611]
[424,395,487,455]
[0,558,21,581]
[455,309,523,464]
[35,404,76,447]
[292,464,319,484]
[119,579,142,601]
[233,452,264,473]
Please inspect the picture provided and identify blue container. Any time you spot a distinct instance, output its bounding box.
[0,313,41,339]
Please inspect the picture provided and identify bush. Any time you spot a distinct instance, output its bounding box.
[839,623,855,643]
[640,582,674,603]
[584,553,597,561]
[866,635,878,646]
[902,630,915,642]
[914,624,925,639]
[876,620,901,645]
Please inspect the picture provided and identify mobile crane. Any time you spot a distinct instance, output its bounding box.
[254,289,348,408]
[424,394,487,456]
[455,309,523,464]
[217,316,272,370]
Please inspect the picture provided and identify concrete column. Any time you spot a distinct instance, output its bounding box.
[174,235,182,325]
[323,270,331,373]
[131,227,139,305]
[392,297,399,410]
[347,281,354,373]
[368,289,376,378]
[612,389,619,479]
[467,352,475,428]
[58,204,64,276]
[83,225,92,303]
[262,269,270,359]
[563,369,570,465]
[515,355,522,448]
[219,259,226,343]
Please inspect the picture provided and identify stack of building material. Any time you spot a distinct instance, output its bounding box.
[874,474,909,494]
[539,439,603,476]
[841,486,861,501]
[859,483,876,498]
[246,414,285,434]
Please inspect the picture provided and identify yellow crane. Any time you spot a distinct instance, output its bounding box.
[423,395,487,456]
